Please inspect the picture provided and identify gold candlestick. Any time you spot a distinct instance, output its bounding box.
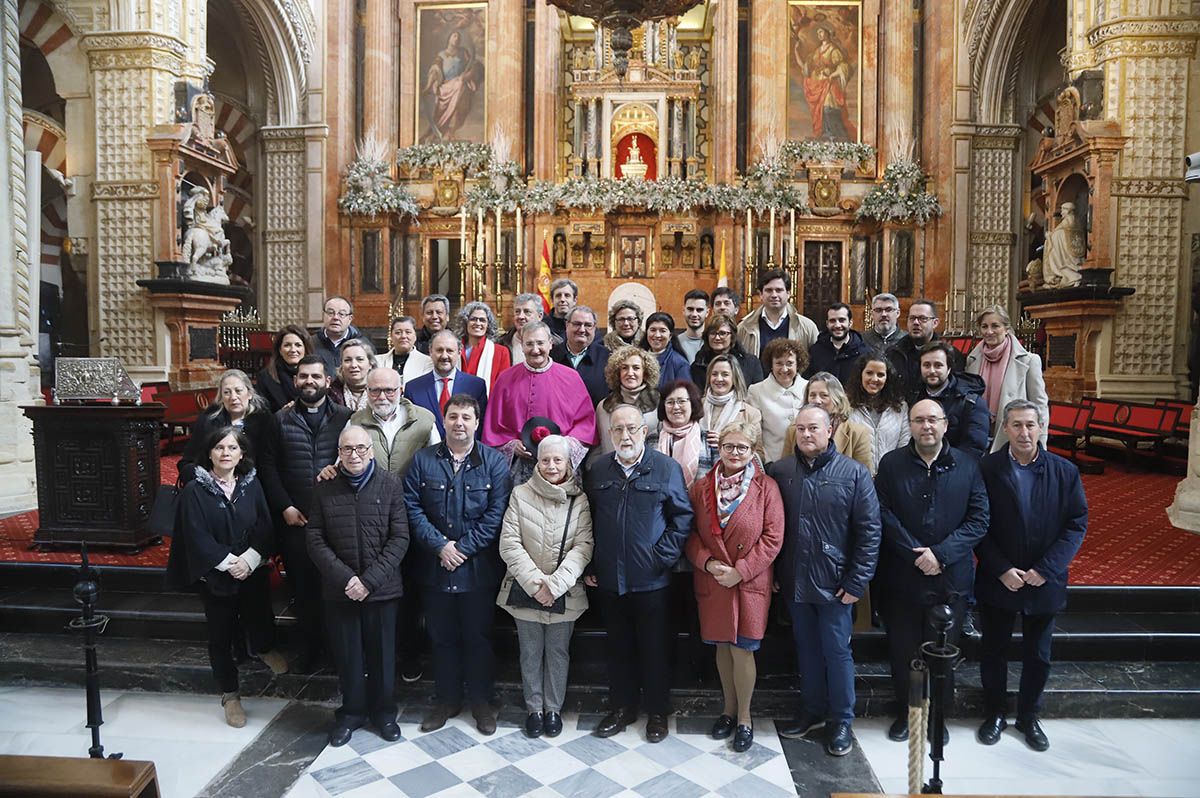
[458,256,468,307]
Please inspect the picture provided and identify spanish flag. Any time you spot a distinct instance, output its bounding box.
[537,231,553,315]
[717,235,728,288]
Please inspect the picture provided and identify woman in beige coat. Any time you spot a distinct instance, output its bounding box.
[498,434,594,739]
[965,305,1048,452]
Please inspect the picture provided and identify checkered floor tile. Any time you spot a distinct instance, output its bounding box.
[283,712,796,798]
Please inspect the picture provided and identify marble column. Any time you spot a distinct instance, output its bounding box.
[748,0,787,151]
[883,0,915,151]
[0,0,37,512]
[533,1,562,181]
[710,0,738,184]
[363,0,396,143]
[488,0,524,162]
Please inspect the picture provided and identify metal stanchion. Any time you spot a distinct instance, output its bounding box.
[918,604,959,794]
[70,544,121,759]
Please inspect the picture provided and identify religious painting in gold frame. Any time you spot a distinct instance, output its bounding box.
[786,1,863,143]
[415,2,488,144]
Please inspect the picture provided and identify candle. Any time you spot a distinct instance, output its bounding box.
[495,206,502,264]
[515,206,523,262]
[789,207,796,262]
[768,206,776,261]
[459,206,467,251]
[745,208,752,263]
[476,208,484,263]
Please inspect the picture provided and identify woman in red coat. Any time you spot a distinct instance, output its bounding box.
[686,420,785,752]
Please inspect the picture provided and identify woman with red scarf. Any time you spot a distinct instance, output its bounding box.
[965,305,1048,452]
[456,301,511,395]
[685,421,784,753]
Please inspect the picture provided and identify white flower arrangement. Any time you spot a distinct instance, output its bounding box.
[338,137,421,219]
[394,142,492,174]
[856,159,943,226]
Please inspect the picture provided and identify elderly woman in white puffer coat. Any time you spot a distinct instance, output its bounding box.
[497,434,594,741]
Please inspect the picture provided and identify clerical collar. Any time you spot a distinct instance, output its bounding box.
[303,398,326,413]
[525,360,553,374]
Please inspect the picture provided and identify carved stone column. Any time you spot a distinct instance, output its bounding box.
[261,126,308,330]
[533,1,561,181]
[883,0,915,146]
[710,0,738,184]
[489,0,524,162]
[1086,11,1198,399]
[967,126,1021,313]
[748,0,786,150]
[83,32,186,375]
[363,0,397,143]
[0,0,38,512]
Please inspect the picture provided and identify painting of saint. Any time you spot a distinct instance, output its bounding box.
[417,6,486,143]
[787,3,860,142]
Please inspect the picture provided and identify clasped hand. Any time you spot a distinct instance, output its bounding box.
[227,556,251,581]
[439,540,467,571]
[345,575,369,601]
[706,559,743,588]
[1000,567,1045,591]
[532,579,555,607]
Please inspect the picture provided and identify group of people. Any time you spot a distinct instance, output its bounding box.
[164,273,1085,762]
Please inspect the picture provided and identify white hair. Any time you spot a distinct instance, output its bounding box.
[537,434,571,459]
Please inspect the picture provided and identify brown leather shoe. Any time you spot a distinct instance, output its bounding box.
[419,704,461,733]
[472,703,497,736]
[221,692,246,728]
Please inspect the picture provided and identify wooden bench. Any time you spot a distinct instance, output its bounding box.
[1154,398,1193,437]
[1047,401,1103,474]
[0,755,160,797]
[1080,397,1180,466]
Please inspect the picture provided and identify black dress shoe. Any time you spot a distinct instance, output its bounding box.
[645,714,669,743]
[1015,717,1050,752]
[962,611,981,640]
[825,721,853,756]
[977,715,1007,745]
[710,714,736,740]
[594,708,638,738]
[543,711,563,738]
[525,711,544,738]
[419,704,461,733]
[329,726,353,747]
[778,713,825,739]
[732,724,754,752]
[378,721,401,742]
[400,660,423,683]
[472,703,497,736]
[887,716,909,741]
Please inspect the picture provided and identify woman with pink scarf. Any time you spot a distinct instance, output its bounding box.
[965,305,1048,452]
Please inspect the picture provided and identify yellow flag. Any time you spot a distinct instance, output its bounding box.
[717,235,728,288]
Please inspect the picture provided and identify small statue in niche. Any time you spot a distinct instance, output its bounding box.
[627,137,644,164]
[1042,202,1085,288]
[572,47,586,72]
[1021,253,1045,293]
[700,234,714,270]
[585,48,596,71]
[552,233,567,270]
[180,186,233,284]
[685,48,701,72]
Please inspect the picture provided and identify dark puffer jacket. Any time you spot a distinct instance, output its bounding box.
[803,329,870,386]
[875,441,990,604]
[306,465,410,602]
[178,408,288,511]
[273,400,354,517]
[916,372,990,460]
[768,442,881,604]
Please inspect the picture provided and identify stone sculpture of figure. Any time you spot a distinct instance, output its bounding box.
[180,186,233,285]
[627,137,644,164]
[1042,202,1085,288]
[685,48,701,72]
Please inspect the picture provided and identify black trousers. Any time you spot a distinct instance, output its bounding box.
[978,603,1056,720]
[396,558,425,666]
[280,529,324,659]
[200,571,276,694]
[326,598,400,728]
[423,588,495,705]
[882,593,967,715]
[597,587,672,716]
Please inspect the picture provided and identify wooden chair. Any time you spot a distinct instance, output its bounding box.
[1047,401,1103,473]
[0,755,160,797]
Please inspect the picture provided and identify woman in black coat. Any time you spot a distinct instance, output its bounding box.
[256,324,314,412]
[165,425,289,727]
[178,370,285,505]
[690,315,765,387]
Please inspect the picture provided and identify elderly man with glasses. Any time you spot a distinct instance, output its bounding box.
[863,292,908,350]
[583,404,694,743]
[314,296,361,376]
[874,398,989,745]
[307,424,411,748]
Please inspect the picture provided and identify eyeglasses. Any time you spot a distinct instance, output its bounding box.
[569,321,596,329]
[324,309,352,318]
[610,424,644,436]
[908,315,935,324]
[615,315,638,324]
[709,330,732,339]
[872,307,898,314]
[367,387,399,396]
[467,316,489,324]
[910,416,946,427]
[719,443,751,455]
[338,444,371,456]
[664,398,691,407]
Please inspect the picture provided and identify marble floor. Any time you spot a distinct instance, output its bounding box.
[0,685,288,798]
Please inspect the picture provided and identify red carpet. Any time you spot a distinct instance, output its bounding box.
[1,456,1198,585]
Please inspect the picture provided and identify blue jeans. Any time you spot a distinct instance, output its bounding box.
[786,599,856,722]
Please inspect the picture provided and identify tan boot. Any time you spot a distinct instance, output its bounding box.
[222,692,246,728]
[259,649,289,675]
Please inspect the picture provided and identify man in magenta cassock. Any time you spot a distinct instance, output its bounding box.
[482,321,596,483]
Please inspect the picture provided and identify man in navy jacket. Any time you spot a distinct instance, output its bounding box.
[405,331,487,439]
[404,394,512,736]
[584,404,693,744]
[975,399,1087,752]
[875,398,990,743]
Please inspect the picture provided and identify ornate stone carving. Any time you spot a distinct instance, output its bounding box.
[261,128,307,329]
[1086,17,1200,49]
[1111,177,1189,198]
[968,141,1018,306]
[180,187,233,284]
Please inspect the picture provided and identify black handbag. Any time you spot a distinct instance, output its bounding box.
[148,478,183,538]
[506,495,576,615]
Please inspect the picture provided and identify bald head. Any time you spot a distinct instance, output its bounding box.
[338,424,375,475]
[908,398,948,456]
